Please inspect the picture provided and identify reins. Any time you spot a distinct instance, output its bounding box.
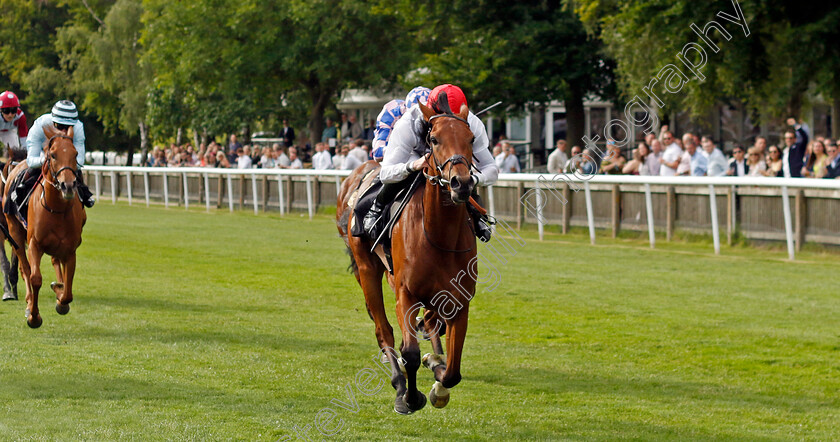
[38,134,79,214]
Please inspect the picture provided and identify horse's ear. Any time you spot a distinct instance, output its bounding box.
[67,125,74,139]
[43,122,57,140]
[419,102,435,122]
[458,104,469,121]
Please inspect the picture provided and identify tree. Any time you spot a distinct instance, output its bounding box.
[62,0,152,165]
[574,0,840,131]
[410,0,616,149]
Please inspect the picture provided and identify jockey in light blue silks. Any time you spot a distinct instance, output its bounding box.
[8,100,95,214]
[371,86,432,162]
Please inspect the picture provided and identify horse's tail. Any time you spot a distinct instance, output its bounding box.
[336,208,357,273]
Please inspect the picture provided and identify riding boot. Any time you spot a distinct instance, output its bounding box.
[11,168,37,208]
[468,193,493,242]
[364,181,401,240]
[75,169,95,208]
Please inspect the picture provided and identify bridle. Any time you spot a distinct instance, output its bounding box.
[419,112,477,253]
[38,134,79,214]
[423,113,476,188]
[43,134,78,189]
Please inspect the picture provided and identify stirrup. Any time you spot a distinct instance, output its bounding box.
[364,203,385,238]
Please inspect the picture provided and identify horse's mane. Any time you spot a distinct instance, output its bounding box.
[6,145,26,163]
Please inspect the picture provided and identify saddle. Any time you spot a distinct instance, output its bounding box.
[2,170,40,229]
[347,167,422,273]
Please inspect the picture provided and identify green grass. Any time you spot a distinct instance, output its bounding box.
[1,203,839,441]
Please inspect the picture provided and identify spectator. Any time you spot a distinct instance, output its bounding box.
[280,119,295,147]
[746,147,766,176]
[312,142,334,170]
[645,132,656,147]
[825,143,840,179]
[321,118,337,142]
[342,147,363,170]
[500,142,520,173]
[363,119,376,140]
[600,142,626,174]
[228,134,242,163]
[493,144,505,167]
[753,136,767,157]
[783,117,809,178]
[546,140,568,174]
[802,140,827,178]
[215,151,230,168]
[727,145,749,176]
[339,113,351,140]
[288,147,303,169]
[348,115,363,140]
[660,132,683,176]
[274,145,291,169]
[236,147,253,169]
[579,149,598,175]
[763,146,783,177]
[259,146,275,169]
[347,141,368,164]
[701,136,727,176]
[623,142,649,175]
[646,139,662,176]
[677,134,707,176]
[333,144,347,169]
[568,145,583,171]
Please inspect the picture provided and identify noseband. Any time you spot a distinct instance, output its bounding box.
[424,114,475,187]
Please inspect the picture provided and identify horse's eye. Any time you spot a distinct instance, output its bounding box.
[429,136,438,145]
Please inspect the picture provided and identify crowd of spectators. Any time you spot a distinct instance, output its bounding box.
[144,131,375,172]
[542,119,840,179]
[141,115,840,181]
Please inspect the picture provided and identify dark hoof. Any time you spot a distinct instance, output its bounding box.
[394,396,413,415]
[405,389,427,412]
[56,302,70,315]
[26,310,42,329]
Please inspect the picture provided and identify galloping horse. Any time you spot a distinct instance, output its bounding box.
[337,102,477,414]
[4,124,86,328]
[0,143,25,301]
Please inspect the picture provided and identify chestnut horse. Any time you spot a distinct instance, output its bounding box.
[337,102,477,414]
[4,124,86,328]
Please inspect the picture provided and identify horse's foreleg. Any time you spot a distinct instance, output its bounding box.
[55,254,74,315]
[394,292,426,414]
[422,309,447,382]
[427,306,470,408]
[24,240,43,328]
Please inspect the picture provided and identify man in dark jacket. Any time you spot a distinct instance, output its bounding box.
[783,117,809,178]
[825,143,840,179]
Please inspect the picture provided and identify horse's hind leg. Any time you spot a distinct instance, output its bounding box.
[53,255,73,315]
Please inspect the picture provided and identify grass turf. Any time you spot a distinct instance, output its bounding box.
[0,203,838,440]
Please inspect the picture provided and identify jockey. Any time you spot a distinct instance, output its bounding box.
[9,100,95,210]
[372,86,432,161]
[363,84,498,242]
[0,91,28,150]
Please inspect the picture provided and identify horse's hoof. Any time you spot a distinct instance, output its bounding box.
[56,302,70,315]
[404,389,427,412]
[428,381,450,408]
[394,395,413,415]
[26,312,42,329]
[2,291,16,301]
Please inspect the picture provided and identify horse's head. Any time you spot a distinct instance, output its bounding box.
[42,123,79,200]
[419,100,475,204]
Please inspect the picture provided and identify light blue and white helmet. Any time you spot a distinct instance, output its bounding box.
[405,87,431,109]
[51,100,78,126]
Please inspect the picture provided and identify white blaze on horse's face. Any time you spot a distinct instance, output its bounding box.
[422,103,475,204]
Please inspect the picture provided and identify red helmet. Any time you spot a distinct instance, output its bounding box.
[428,84,467,114]
[0,91,19,109]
